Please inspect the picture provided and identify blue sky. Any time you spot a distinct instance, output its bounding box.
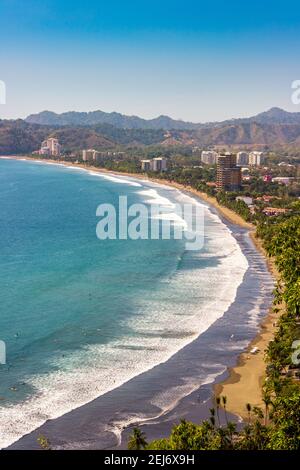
[1,0,300,121]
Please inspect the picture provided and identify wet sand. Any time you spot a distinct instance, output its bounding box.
[214,233,280,419]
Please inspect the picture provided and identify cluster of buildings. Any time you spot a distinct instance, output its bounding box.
[82,149,126,163]
[201,150,265,167]
[34,139,295,197]
[235,195,292,217]
[262,207,291,216]
[200,149,268,191]
[233,151,265,166]
[262,175,295,185]
[37,137,61,157]
[82,149,99,162]
[141,157,168,172]
[216,153,242,191]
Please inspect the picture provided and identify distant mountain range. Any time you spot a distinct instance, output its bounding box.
[25,107,300,130]
[2,108,300,154]
[25,110,199,130]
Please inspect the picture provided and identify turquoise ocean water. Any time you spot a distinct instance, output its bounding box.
[0,158,248,447]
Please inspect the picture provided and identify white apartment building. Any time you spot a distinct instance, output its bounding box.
[249,151,265,166]
[236,151,249,166]
[141,157,168,172]
[141,160,152,171]
[201,150,218,165]
[152,157,167,172]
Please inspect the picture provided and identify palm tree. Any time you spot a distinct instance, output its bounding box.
[128,427,148,450]
[222,395,228,425]
[217,426,231,450]
[262,394,272,426]
[246,403,252,425]
[215,396,221,427]
[209,407,216,427]
[252,406,263,421]
[226,421,236,448]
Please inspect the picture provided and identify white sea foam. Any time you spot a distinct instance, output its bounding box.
[137,187,189,229]
[105,368,228,447]
[137,188,176,207]
[88,171,142,187]
[0,172,251,449]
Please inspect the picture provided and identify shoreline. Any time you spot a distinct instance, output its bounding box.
[2,155,277,441]
[213,232,280,420]
[4,155,253,229]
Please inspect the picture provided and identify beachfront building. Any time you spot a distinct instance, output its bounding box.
[152,157,167,172]
[39,137,61,157]
[236,151,249,166]
[249,151,265,166]
[82,149,99,162]
[216,153,242,191]
[141,160,152,171]
[141,157,168,172]
[201,150,218,165]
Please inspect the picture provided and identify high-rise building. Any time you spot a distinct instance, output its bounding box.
[236,151,249,166]
[216,153,241,191]
[201,150,218,165]
[40,138,61,156]
[140,157,167,172]
[230,167,242,190]
[249,151,265,166]
[152,157,167,172]
[141,160,152,171]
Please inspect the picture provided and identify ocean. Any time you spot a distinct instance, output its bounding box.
[0,158,272,449]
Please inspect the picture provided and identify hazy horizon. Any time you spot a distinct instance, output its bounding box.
[4,105,295,125]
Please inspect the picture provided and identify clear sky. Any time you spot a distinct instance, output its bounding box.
[1,0,300,122]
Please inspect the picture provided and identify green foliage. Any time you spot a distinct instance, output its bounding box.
[128,428,148,450]
[147,419,224,450]
[129,214,300,451]
[216,192,252,222]
[137,389,300,450]
[267,391,300,449]
[37,434,51,450]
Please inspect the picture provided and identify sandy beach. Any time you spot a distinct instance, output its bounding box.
[3,155,277,427]
[214,233,280,419]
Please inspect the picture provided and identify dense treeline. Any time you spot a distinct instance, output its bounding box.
[257,216,300,379]
[216,192,252,221]
[127,215,300,450]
